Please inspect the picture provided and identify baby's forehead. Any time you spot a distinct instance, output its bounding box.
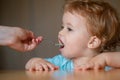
[63,11,88,24]
[63,11,87,20]
[63,12,90,30]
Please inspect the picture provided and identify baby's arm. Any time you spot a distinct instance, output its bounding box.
[75,52,120,70]
[105,52,120,68]
[25,58,58,71]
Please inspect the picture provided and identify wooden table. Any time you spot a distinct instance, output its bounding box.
[0,69,120,80]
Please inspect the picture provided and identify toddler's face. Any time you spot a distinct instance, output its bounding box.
[58,12,91,59]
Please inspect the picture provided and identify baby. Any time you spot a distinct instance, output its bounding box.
[25,0,120,71]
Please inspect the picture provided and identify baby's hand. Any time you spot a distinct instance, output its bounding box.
[75,54,107,70]
[25,58,59,71]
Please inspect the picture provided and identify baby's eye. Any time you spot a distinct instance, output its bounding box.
[67,27,73,31]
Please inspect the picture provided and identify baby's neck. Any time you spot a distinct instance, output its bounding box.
[73,56,93,67]
[73,51,98,67]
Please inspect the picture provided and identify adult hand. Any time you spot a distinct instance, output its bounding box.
[0,26,43,52]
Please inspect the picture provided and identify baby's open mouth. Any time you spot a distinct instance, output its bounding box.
[55,39,64,48]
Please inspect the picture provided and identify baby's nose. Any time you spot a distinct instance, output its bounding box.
[58,29,65,37]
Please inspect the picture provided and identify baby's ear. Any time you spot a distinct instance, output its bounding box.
[88,36,101,49]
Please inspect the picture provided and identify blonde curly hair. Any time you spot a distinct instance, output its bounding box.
[64,0,120,52]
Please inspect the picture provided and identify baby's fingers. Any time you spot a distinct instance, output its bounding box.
[75,63,94,70]
[46,63,59,71]
[41,63,58,71]
[35,63,44,71]
[41,63,49,71]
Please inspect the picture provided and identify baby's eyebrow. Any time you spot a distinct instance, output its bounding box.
[63,23,74,28]
[67,23,73,26]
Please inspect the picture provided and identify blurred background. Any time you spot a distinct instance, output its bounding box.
[0,0,120,70]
